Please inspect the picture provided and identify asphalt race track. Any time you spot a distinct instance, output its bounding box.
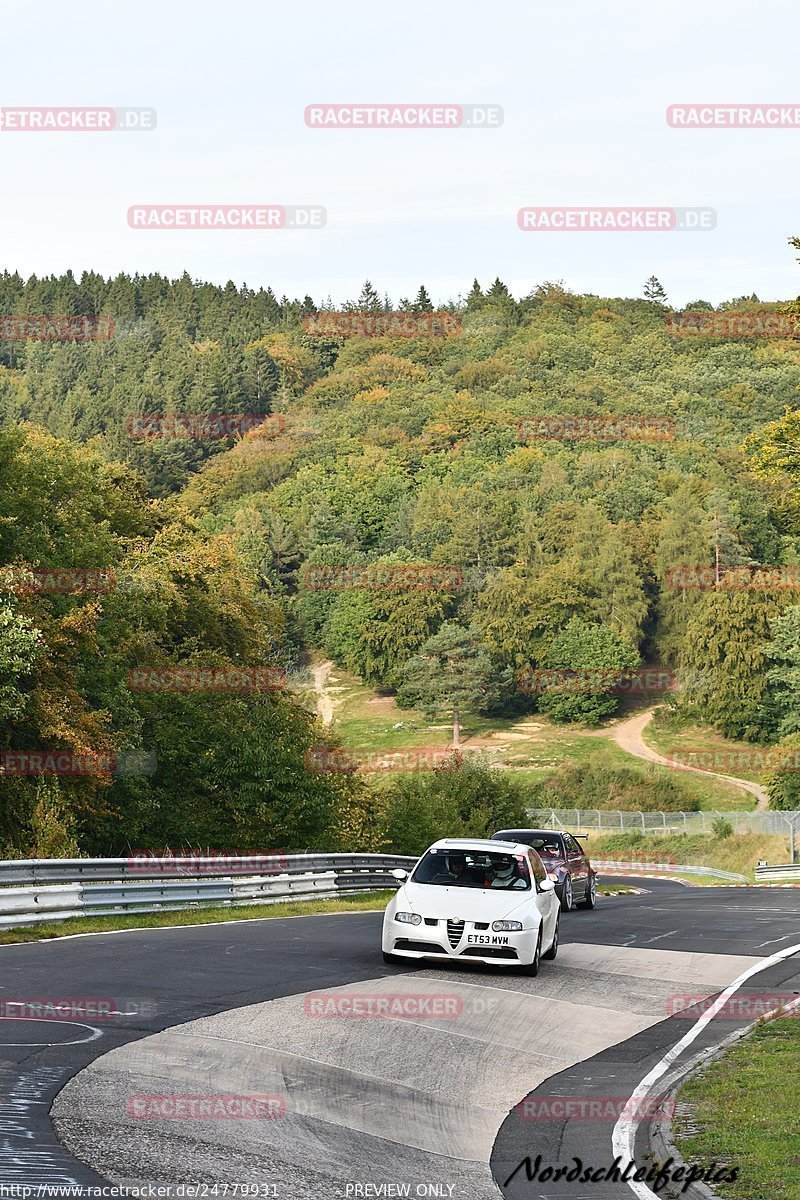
[1,878,799,1199]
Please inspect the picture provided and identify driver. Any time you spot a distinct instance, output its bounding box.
[446,857,466,881]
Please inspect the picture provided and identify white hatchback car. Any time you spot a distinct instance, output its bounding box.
[382,837,560,976]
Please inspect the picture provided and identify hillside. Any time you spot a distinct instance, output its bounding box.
[2,272,800,856]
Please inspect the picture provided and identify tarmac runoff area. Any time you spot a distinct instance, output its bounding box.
[51,942,761,1200]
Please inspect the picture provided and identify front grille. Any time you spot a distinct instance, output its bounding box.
[394,939,446,954]
[446,919,465,949]
[474,922,489,930]
[424,917,438,926]
[461,946,519,960]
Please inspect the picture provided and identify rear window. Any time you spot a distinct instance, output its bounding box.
[411,848,531,890]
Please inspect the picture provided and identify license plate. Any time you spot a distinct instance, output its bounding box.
[467,934,509,945]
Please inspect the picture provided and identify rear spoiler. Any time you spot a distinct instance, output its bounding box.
[574,832,589,839]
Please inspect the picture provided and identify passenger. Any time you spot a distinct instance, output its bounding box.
[490,859,526,888]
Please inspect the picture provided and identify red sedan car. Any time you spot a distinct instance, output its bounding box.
[491,828,596,911]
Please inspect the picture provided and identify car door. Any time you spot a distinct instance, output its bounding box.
[528,851,557,943]
[564,834,588,898]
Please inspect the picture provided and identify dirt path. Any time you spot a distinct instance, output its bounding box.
[610,708,770,810]
[311,660,335,726]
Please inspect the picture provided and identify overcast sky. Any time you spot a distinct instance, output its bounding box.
[2,0,799,308]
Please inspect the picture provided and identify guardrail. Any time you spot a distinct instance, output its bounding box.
[594,859,748,882]
[755,863,800,882]
[0,854,417,929]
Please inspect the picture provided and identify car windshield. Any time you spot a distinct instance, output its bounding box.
[411,848,531,890]
[498,831,563,857]
[528,835,563,857]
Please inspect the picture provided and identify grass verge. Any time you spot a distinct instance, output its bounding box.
[646,713,771,786]
[0,892,394,945]
[674,1018,800,1199]
[587,831,789,880]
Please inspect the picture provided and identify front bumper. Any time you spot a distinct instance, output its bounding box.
[382,916,537,966]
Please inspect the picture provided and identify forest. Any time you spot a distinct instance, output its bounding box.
[1,268,799,856]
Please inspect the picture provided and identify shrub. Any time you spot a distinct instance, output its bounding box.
[530,760,699,812]
[381,754,528,856]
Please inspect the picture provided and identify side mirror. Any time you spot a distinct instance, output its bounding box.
[539,877,556,892]
[391,868,408,882]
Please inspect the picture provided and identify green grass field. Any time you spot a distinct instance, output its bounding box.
[300,662,760,811]
[675,1018,800,1200]
[645,714,772,785]
[588,831,789,880]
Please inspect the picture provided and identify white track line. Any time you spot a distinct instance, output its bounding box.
[612,940,800,1199]
[0,1016,103,1046]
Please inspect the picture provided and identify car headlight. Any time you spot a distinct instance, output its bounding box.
[548,873,560,883]
[492,920,523,932]
[395,911,422,925]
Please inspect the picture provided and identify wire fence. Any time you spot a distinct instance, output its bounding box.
[527,808,800,836]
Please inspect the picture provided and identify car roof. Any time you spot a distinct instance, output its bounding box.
[430,837,533,853]
[494,829,563,838]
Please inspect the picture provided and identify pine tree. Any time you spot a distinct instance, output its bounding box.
[466,279,484,311]
[643,276,668,304]
[355,281,382,313]
[411,285,434,313]
[399,624,503,747]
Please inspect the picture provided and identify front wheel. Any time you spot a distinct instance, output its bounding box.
[579,873,597,910]
[560,875,573,912]
[542,913,559,961]
[519,930,542,977]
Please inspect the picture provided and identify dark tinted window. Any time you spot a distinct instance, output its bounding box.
[493,830,564,856]
[411,848,531,891]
